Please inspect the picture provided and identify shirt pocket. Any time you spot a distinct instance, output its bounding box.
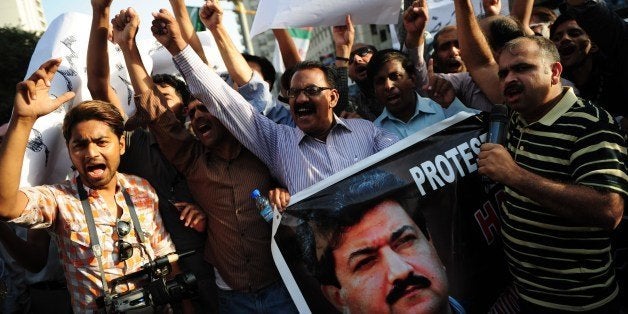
[64,218,99,268]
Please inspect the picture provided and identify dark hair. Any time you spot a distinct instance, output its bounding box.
[62,100,124,142]
[433,25,458,50]
[242,53,277,91]
[152,73,192,106]
[503,35,560,64]
[280,67,295,93]
[482,15,525,52]
[532,6,557,23]
[292,60,337,89]
[550,12,577,38]
[287,169,428,287]
[366,49,416,86]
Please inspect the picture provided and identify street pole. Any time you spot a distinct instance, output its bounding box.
[233,0,255,54]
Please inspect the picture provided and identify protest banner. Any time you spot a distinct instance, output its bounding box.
[250,0,402,37]
[250,0,509,38]
[272,112,513,313]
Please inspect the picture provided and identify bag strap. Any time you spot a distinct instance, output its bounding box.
[76,178,110,296]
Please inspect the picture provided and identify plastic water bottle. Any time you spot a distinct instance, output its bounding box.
[251,189,273,223]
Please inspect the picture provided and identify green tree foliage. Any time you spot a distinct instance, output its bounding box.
[0,27,41,125]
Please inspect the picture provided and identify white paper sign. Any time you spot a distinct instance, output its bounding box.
[250,0,402,38]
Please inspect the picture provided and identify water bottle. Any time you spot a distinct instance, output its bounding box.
[251,189,273,223]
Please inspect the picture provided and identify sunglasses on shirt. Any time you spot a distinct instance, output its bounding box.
[114,219,133,262]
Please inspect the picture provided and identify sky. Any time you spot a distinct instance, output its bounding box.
[41,0,244,50]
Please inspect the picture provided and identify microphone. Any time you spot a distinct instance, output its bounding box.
[487,104,509,145]
[483,104,509,188]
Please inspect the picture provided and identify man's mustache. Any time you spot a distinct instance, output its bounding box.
[386,273,432,305]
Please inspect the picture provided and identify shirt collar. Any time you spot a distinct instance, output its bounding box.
[379,92,435,123]
[517,87,577,127]
[73,171,122,196]
[296,114,352,144]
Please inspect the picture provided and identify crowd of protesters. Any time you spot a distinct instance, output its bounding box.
[0,0,627,312]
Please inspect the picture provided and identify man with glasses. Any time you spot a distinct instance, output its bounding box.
[152,7,397,195]
[0,60,177,312]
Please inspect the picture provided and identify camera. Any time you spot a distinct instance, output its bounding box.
[97,251,198,313]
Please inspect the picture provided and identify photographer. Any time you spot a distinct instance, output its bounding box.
[0,59,185,312]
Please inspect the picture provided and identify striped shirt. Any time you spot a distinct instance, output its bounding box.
[502,87,628,311]
[173,46,398,194]
[12,172,175,312]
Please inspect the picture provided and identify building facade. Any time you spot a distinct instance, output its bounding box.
[0,0,46,32]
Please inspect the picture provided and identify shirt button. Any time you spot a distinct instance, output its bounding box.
[519,146,524,151]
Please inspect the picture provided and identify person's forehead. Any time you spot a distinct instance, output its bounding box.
[436,30,458,47]
[70,120,117,140]
[376,59,405,76]
[291,68,327,87]
[156,82,177,90]
[336,201,418,252]
[554,20,583,34]
[351,43,370,53]
[499,41,539,65]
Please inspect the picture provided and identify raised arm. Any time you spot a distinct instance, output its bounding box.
[273,28,301,69]
[0,59,75,220]
[454,0,503,104]
[112,8,153,98]
[510,0,535,36]
[169,0,209,65]
[200,0,252,87]
[151,9,281,169]
[87,0,123,115]
[332,14,354,114]
[403,0,429,91]
[482,0,501,17]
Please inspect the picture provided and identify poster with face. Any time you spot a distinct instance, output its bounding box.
[271,112,513,313]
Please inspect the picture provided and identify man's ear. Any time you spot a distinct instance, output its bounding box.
[321,285,345,312]
[551,61,563,85]
[329,89,339,109]
[589,41,599,53]
[119,134,126,156]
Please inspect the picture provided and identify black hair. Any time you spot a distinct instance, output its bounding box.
[292,60,337,89]
[366,49,416,86]
[63,100,124,142]
[242,53,277,91]
[550,12,577,39]
[482,15,525,52]
[152,73,192,106]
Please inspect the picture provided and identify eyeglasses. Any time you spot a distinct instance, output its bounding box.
[287,86,333,98]
[114,220,133,262]
[349,46,376,64]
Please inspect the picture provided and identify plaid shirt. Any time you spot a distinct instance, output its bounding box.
[12,172,175,312]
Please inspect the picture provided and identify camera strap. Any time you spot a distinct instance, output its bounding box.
[76,177,147,299]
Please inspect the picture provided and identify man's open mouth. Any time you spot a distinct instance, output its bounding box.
[196,121,212,136]
[86,163,106,177]
[504,83,524,98]
[294,103,316,118]
[558,44,577,57]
